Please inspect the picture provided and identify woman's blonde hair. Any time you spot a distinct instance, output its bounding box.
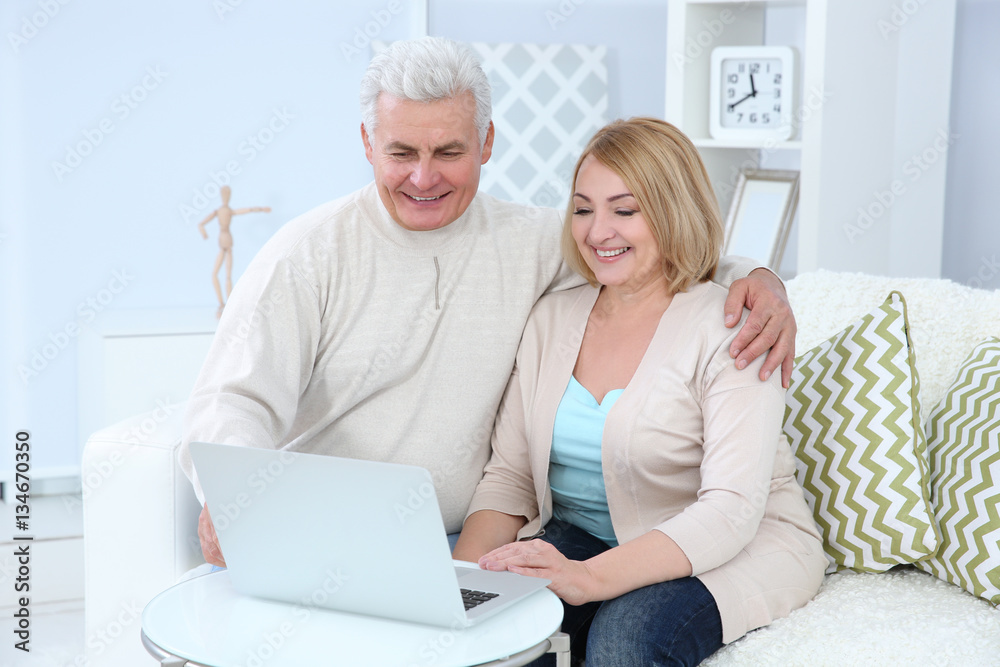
[561,117,723,293]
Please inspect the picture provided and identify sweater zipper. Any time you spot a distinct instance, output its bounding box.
[433,256,441,310]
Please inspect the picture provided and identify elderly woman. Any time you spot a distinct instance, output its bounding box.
[452,118,826,666]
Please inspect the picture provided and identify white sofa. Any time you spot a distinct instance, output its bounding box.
[82,270,1000,666]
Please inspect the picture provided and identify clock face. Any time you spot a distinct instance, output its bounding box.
[709,46,795,141]
[720,58,784,128]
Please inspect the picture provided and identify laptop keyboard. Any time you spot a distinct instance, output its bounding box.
[461,588,500,611]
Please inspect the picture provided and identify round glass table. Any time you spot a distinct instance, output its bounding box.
[141,569,569,666]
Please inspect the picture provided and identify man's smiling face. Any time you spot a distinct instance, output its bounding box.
[362,92,494,232]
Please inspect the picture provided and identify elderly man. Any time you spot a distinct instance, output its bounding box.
[182,37,796,566]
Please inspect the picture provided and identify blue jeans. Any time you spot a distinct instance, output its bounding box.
[529,519,723,667]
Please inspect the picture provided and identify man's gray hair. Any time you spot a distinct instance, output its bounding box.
[360,37,492,147]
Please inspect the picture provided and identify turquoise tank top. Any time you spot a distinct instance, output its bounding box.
[548,375,622,547]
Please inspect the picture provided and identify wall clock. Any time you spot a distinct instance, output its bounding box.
[709,46,796,142]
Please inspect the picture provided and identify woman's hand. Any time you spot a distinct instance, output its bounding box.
[482,531,692,604]
[479,539,601,606]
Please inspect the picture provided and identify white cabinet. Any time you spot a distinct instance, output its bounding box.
[666,0,957,278]
[77,308,218,461]
[0,496,83,609]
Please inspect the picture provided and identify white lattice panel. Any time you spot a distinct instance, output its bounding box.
[474,42,607,209]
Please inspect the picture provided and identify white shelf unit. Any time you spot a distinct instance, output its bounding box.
[666,0,957,278]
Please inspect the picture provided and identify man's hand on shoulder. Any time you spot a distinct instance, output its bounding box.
[723,268,796,388]
[199,504,227,568]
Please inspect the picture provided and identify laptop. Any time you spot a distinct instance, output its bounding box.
[189,442,551,628]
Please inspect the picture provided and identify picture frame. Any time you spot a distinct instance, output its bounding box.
[723,169,799,270]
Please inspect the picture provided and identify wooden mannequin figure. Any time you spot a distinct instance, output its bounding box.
[198,185,270,314]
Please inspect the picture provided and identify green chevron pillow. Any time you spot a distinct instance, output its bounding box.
[783,291,938,573]
[916,339,1000,604]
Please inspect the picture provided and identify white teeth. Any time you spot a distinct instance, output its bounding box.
[410,194,442,201]
[596,247,629,257]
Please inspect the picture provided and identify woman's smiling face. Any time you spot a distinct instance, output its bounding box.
[571,155,664,294]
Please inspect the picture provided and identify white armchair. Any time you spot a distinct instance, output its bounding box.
[82,404,201,666]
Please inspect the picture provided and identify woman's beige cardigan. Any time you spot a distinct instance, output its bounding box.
[465,281,827,644]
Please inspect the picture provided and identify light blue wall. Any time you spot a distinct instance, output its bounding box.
[0,0,416,475]
[942,0,1000,289]
[1,0,993,477]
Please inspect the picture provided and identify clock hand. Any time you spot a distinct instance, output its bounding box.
[750,73,757,97]
[728,91,754,111]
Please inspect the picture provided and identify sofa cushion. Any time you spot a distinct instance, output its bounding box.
[916,338,1000,604]
[783,291,938,572]
[787,270,1000,422]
